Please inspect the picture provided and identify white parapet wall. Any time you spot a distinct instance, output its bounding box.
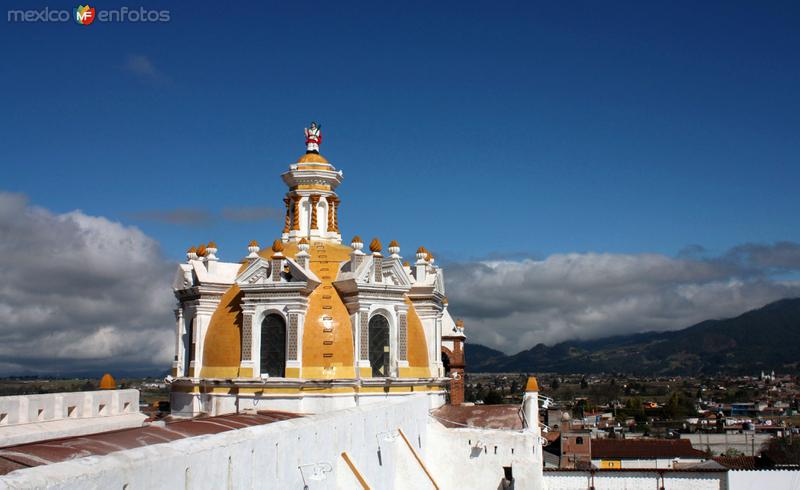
[0,390,146,448]
[0,394,439,489]
[727,469,800,489]
[544,469,727,490]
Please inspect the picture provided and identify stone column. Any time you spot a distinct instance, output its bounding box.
[309,195,320,230]
[282,197,291,234]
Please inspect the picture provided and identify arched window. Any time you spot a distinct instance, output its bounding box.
[261,314,286,377]
[368,314,391,377]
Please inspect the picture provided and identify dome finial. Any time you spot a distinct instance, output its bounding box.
[247,240,260,259]
[369,238,382,254]
[351,236,364,252]
[388,240,400,258]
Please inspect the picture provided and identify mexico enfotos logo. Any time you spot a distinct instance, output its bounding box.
[8,5,170,23]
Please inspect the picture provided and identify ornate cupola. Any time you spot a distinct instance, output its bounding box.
[280,122,343,244]
[169,123,455,418]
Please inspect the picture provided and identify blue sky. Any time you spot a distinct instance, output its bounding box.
[1,1,800,372]
[3,1,798,263]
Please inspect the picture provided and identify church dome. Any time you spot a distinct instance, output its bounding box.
[199,240,432,380]
[99,373,116,390]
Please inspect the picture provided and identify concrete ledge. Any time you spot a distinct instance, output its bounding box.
[0,413,147,448]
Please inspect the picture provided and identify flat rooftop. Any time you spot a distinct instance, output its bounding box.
[432,404,524,430]
[0,411,300,476]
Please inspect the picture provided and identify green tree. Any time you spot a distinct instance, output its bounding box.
[483,390,504,405]
[762,435,800,465]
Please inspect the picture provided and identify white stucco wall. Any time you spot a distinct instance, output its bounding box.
[425,422,544,490]
[544,470,725,490]
[727,469,800,490]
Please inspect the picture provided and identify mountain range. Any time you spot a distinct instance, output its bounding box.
[466,298,800,375]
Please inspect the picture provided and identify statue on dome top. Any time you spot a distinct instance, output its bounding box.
[304,121,322,154]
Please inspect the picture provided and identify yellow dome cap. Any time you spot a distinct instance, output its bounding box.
[99,373,116,390]
[297,153,330,164]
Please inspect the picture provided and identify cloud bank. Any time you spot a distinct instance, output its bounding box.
[0,193,174,375]
[2,191,799,373]
[445,245,800,354]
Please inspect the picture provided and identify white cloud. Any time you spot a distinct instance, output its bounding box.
[122,54,168,83]
[0,193,174,375]
[446,248,800,354]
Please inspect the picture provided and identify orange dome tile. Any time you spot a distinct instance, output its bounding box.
[369,238,382,253]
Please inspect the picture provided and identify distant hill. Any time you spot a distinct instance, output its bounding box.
[467,298,800,375]
[464,343,507,369]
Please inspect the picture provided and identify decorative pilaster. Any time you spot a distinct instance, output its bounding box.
[283,197,291,234]
[287,313,299,361]
[370,238,383,283]
[241,314,253,361]
[398,312,408,362]
[310,195,320,230]
[331,196,340,232]
[173,308,183,376]
[327,197,335,232]
[270,240,284,282]
[285,308,304,378]
[359,311,369,362]
[291,195,301,231]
